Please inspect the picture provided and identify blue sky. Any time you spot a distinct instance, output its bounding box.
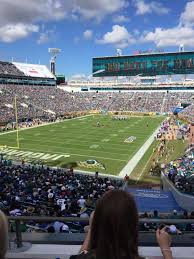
[0,0,194,79]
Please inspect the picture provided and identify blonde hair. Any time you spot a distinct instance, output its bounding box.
[0,210,8,259]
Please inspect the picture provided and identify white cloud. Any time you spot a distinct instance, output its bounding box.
[0,0,67,42]
[112,15,130,23]
[0,0,69,26]
[97,25,136,48]
[0,23,38,43]
[137,1,194,48]
[142,26,194,47]
[0,0,128,42]
[74,0,128,21]
[133,0,169,15]
[83,30,93,40]
[37,29,55,44]
[180,1,194,26]
[0,0,127,25]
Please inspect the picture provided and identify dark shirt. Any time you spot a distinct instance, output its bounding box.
[70,251,145,259]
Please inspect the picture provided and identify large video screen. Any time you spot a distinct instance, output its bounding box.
[93,51,194,77]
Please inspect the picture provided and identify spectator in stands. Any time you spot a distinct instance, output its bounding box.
[78,196,86,208]
[0,210,8,259]
[72,190,173,259]
[169,210,180,219]
[152,210,160,219]
[0,159,122,233]
[0,84,193,123]
[164,145,194,195]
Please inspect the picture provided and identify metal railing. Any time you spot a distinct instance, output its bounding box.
[7,216,194,249]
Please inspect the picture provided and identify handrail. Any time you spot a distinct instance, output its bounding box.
[7,216,194,249]
[7,216,194,224]
[8,216,89,222]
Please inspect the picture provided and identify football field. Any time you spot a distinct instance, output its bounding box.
[0,115,164,175]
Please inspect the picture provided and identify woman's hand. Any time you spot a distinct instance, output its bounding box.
[80,211,95,252]
[156,227,173,259]
[156,226,172,249]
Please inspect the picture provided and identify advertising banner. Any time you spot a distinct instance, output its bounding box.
[127,188,182,212]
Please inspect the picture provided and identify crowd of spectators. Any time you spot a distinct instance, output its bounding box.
[164,146,194,195]
[139,209,194,232]
[0,62,24,77]
[0,84,194,123]
[0,159,123,233]
[179,104,194,123]
[0,156,194,234]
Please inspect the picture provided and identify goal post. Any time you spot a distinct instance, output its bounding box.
[0,95,20,150]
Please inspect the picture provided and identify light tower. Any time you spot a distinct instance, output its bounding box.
[116,48,122,56]
[179,44,184,52]
[48,48,61,75]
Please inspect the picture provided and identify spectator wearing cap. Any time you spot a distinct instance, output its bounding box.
[60,224,69,233]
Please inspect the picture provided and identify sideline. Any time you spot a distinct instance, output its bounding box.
[119,122,164,178]
[0,114,94,136]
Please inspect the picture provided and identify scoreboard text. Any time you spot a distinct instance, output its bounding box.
[93,52,194,77]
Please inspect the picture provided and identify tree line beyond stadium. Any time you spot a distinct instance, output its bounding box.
[93,51,194,77]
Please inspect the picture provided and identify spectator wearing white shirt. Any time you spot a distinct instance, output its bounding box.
[78,196,86,208]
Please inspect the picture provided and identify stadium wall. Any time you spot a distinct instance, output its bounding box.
[161,173,194,212]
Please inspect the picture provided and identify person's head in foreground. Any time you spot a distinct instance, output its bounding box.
[0,210,8,259]
[79,190,173,259]
[90,189,139,259]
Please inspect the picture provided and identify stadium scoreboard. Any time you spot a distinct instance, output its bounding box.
[93,51,194,77]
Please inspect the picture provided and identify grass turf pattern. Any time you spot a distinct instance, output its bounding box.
[0,115,164,175]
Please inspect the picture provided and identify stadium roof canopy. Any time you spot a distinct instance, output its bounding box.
[13,62,55,79]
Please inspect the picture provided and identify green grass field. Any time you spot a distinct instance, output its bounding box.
[0,115,165,175]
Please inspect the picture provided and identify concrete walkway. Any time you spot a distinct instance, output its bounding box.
[119,124,161,178]
[6,244,194,259]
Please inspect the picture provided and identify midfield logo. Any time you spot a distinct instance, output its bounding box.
[78,159,105,170]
